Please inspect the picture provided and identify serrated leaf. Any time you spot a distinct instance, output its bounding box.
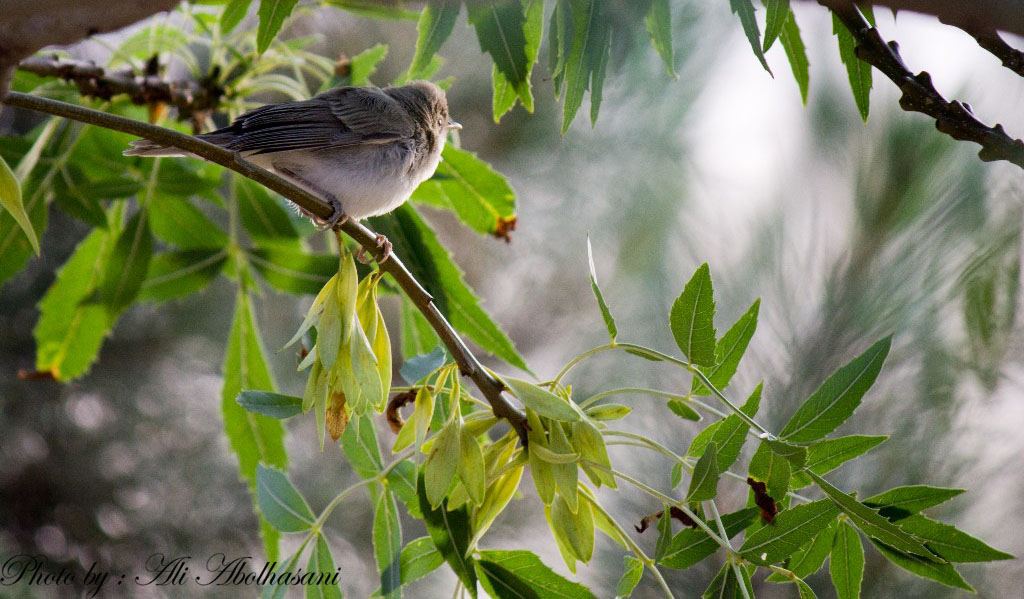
[476,550,598,599]
[236,176,300,246]
[791,435,888,488]
[670,263,717,366]
[806,471,929,556]
[896,515,1013,562]
[395,537,443,587]
[257,464,315,532]
[507,378,580,421]
[139,248,227,302]
[762,0,789,51]
[667,398,701,421]
[260,549,302,599]
[795,579,818,599]
[862,485,966,522]
[222,292,287,559]
[373,491,402,598]
[778,9,809,103]
[0,154,39,255]
[748,440,791,502]
[780,337,891,443]
[149,196,228,250]
[739,499,839,565]
[467,1,535,119]
[247,246,336,295]
[237,390,304,419]
[327,0,418,20]
[100,209,153,312]
[407,1,460,80]
[34,228,116,381]
[687,442,720,501]
[257,0,299,54]
[764,438,808,469]
[387,459,422,518]
[306,534,343,599]
[833,11,872,121]
[400,296,441,360]
[586,236,617,342]
[417,471,477,597]
[340,413,384,479]
[560,0,612,134]
[616,556,644,598]
[644,0,675,77]
[784,521,837,579]
[661,508,757,569]
[730,0,772,75]
[830,520,864,599]
[368,205,528,371]
[692,299,759,395]
[870,539,973,591]
[413,146,518,238]
[493,0,543,121]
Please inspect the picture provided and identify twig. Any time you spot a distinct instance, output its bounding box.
[0,91,529,445]
[820,1,1024,170]
[957,29,1024,78]
[18,55,224,123]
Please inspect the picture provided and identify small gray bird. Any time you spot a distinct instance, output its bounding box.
[125,81,461,246]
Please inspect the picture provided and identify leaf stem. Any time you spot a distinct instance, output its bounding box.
[707,500,751,599]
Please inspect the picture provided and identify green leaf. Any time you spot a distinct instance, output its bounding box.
[795,579,818,599]
[0,154,39,255]
[306,534,343,599]
[551,493,594,562]
[328,0,418,20]
[833,11,872,121]
[387,459,422,519]
[654,503,673,561]
[374,491,402,598]
[400,347,447,383]
[139,248,227,302]
[616,556,644,598]
[0,167,48,287]
[748,440,791,503]
[260,549,303,599]
[702,563,751,599]
[763,438,808,469]
[779,521,836,579]
[222,292,287,559]
[221,0,253,33]
[400,295,441,359]
[494,0,543,121]
[257,0,299,54]
[870,539,973,591]
[644,0,675,77]
[506,378,580,421]
[791,435,888,488]
[806,471,929,556]
[670,263,717,367]
[340,413,384,479]
[412,146,517,237]
[780,336,891,443]
[560,0,612,134]
[397,537,444,587]
[692,299,759,394]
[237,390,304,419]
[730,0,772,75]
[661,508,757,569]
[687,442,720,501]
[477,550,598,599]
[257,464,315,532]
[33,228,116,381]
[350,43,390,86]
[863,485,966,522]
[407,1,460,79]
[149,197,228,249]
[586,236,616,343]
[369,205,528,371]
[457,427,487,506]
[423,420,461,507]
[52,165,107,229]
[236,177,299,246]
[417,471,477,597]
[778,9,809,103]
[247,246,337,295]
[739,499,839,565]
[573,418,616,488]
[895,515,1013,562]
[584,403,630,421]
[100,209,153,312]
[762,0,789,51]
[467,2,532,110]
[527,411,556,504]
[667,398,700,421]
[830,520,864,599]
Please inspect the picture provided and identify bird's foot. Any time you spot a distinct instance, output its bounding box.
[356,234,392,265]
[313,195,348,231]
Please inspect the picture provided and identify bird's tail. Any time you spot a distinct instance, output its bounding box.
[122,139,188,157]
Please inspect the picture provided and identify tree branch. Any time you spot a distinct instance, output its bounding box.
[822,1,1024,170]
[815,0,1024,38]
[18,55,225,124]
[956,29,1024,79]
[0,90,529,445]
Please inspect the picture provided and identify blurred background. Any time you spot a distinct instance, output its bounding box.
[1,1,1022,597]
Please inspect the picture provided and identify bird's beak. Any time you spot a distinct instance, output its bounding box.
[447,120,462,130]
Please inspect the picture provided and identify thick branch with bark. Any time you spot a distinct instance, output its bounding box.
[18,55,224,123]
[823,1,1024,170]
[0,91,529,445]
[816,0,1024,38]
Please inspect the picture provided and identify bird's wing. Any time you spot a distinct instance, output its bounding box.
[205,87,414,155]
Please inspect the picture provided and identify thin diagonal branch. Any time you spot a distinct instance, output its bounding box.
[958,29,1024,79]
[0,90,529,445]
[820,1,1024,170]
[18,55,225,122]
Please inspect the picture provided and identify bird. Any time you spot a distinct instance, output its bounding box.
[124,80,461,260]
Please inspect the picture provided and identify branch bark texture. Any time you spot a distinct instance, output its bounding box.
[0,91,529,445]
[816,0,1024,37]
